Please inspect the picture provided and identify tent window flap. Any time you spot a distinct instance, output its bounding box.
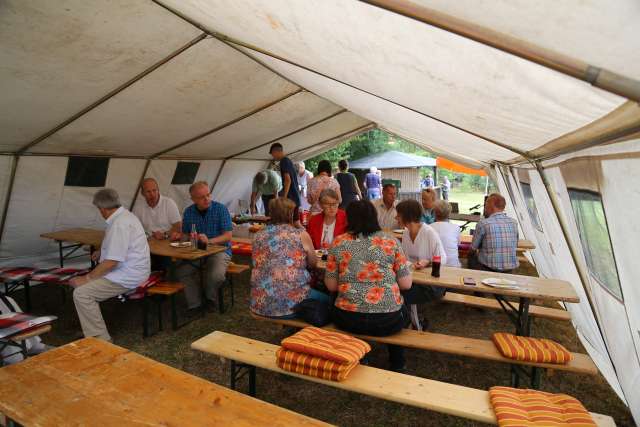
[568,189,622,301]
[520,182,543,232]
[64,157,110,187]
[171,162,200,185]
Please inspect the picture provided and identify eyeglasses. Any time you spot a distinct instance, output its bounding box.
[322,202,339,208]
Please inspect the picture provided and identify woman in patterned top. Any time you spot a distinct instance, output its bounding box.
[307,160,342,215]
[250,198,329,318]
[325,200,412,371]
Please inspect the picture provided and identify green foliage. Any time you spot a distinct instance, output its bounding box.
[304,129,496,193]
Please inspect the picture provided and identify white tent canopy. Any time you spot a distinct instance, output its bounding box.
[0,1,639,422]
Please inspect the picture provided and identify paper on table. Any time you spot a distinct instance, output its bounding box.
[481,278,519,289]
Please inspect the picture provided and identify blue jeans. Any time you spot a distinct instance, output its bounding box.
[266,289,331,320]
[367,188,381,200]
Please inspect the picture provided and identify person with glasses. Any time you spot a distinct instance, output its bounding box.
[307,160,342,216]
[173,181,232,311]
[306,189,347,250]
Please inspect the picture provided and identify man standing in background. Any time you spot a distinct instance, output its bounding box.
[250,169,282,216]
[269,143,301,224]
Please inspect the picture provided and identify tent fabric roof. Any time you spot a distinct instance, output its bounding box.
[1,1,640,423]
[348,151,435,169]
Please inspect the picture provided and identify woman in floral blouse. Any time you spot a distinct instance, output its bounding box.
[250,198,328,318]
[307,160,342,215]
[325,200,413,371]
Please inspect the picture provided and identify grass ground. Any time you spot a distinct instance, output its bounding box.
[14,252,635,427]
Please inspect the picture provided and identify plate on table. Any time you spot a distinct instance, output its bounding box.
[481,278,519,289]
[170,241,191,248]
[393,229,405,234]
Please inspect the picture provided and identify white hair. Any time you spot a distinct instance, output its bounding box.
[93,188,121,209]
[369,166,378,173]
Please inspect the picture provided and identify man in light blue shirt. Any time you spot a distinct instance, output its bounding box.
[70,188,150,341]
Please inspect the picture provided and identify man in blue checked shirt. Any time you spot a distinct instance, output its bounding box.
[173,181,232,310]
[470,193,519,273]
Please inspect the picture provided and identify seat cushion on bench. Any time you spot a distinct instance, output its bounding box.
[492,333,573,365]
[489,386,596,426]
[276,348,358,381]
[30,268,90,284]
[231,241,252,256]
[0,267,37,283]
[281,327,371,364]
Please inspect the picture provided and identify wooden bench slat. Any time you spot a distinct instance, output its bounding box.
[192,331,614,427]
[10,325,52,341]
[227,263,250,275]
[442,293,571,322]
[250,314,597,375]
[147,282,185,296]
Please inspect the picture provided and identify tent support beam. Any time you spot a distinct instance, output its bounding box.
[360,0,640,103]
[289,123,376,157]
[226,109,348,160]
[150,89,304,158]
[16,33,208,155]
[150,0,527,159]
[129,159,152,212]
[209,159,227,195]
[0,156,20,242]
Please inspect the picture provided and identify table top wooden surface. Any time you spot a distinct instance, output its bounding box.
[0,338,331,427]
[315,259,577,303]
[40,228,104,248]
[450,213,482,222]
[412,266,579,303]
[147,239,227,260]
[41,228,226,261]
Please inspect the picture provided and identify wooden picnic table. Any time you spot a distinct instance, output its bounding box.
[41,228,105,267]
[0,338,331,427]
[233,214,270,224]
[389,230,536,251]
[449,213,482,222]
[412,266,578,336]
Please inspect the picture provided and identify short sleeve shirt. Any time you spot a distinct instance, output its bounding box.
[133,195,181,234]
[279,156,300,207]
[251,170,282,196]
[101,207,151,289]
[307,175,341,214]
[471,212,519,271]
[401,223,447,265]
[326,231,411,314]
[365,173,381,189]
[182,201,233,256]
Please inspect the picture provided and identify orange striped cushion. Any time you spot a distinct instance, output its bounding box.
[489,386,596,426]
[276,348,353,373]
[492,333,573,364]
[281,327,371,364]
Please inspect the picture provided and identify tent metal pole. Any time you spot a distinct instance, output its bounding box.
[360,0,640,102]
[0,156,20,242]
[16,33,207,155]
[129,159,152,211]
[226,109,348,159]
[288,123,376,157]
[150,0,528,159]
[150,89,303,158]
[209,159,227,196]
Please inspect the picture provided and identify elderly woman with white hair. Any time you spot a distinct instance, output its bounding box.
[429,200,461,267]
[364,166,382,200]
[295,161,313,212]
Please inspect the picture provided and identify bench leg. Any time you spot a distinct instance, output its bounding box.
[171,294,178,330]
[143,296,150,338]
[230,360,257,397]
[22,281,31,312]
[157,297,163,331]
[530,367,542,389]
[218,284,225,314]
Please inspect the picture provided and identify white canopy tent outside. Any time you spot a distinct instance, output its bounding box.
[0,1,639,422]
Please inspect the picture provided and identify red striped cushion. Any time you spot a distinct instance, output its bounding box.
[276,349,358,381]
[281,327,371,364]
[489,386,596,426]
[30,268,90,284]
[231,241,252,256]
[0,267,37,282]
[492,332,573,365]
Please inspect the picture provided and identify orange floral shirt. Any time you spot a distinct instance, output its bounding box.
[326,231,411,313]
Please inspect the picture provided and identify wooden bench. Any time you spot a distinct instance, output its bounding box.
[217,262,250,313]
[192,331,614,427]
[441,292,571,322]
[251,313,597,388]
[0,324,52,366]
[145,282,185,335]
